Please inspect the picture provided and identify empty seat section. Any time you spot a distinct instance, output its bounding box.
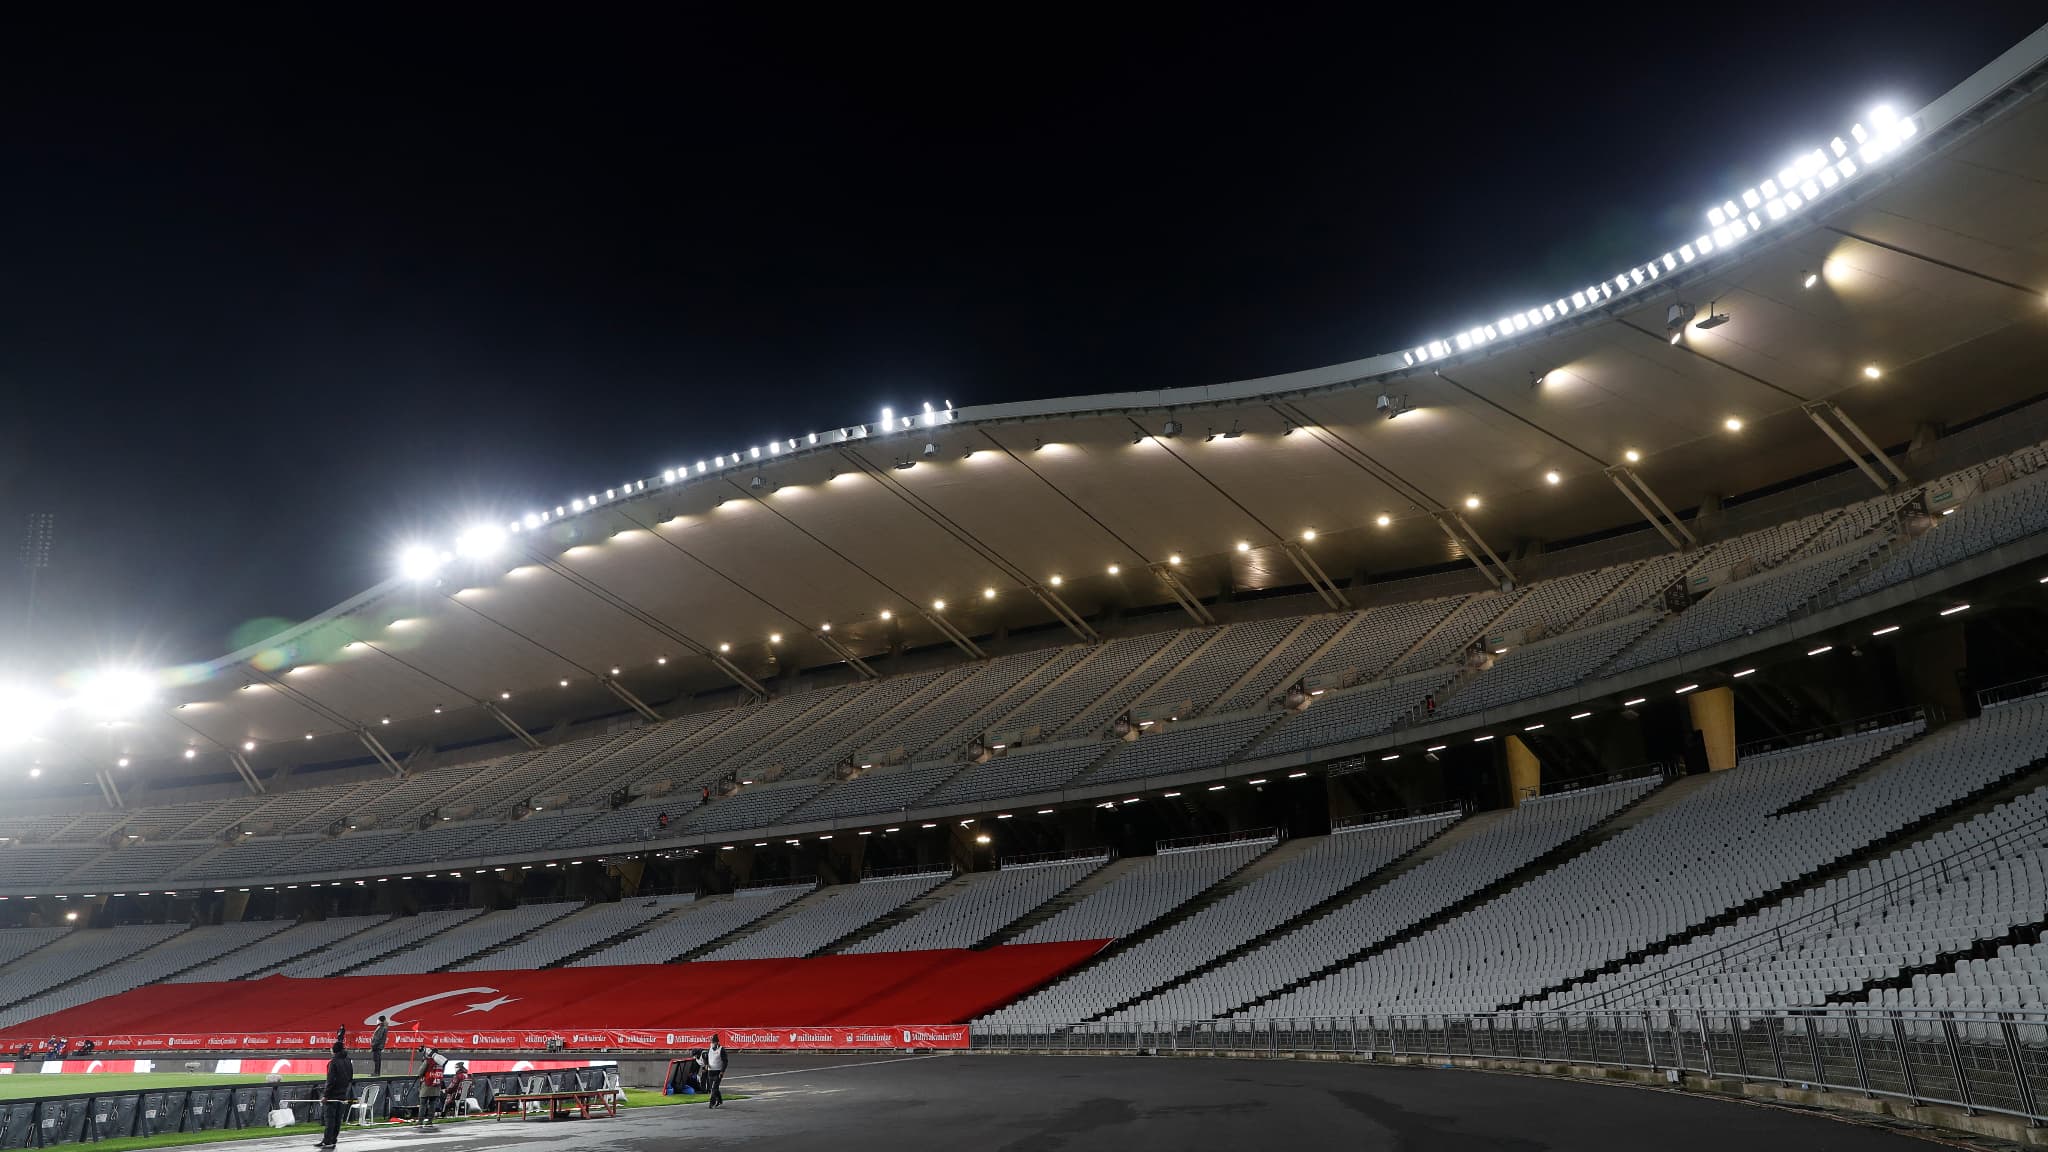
[847,857,1104,953]
[701,873,950,960]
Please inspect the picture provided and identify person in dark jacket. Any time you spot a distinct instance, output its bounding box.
[369,1017,389,1075]
[703,1035,728,1108]
[318,1041,353,1149]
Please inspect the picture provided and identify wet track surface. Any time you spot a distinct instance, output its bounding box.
[192,1052,1946,1151]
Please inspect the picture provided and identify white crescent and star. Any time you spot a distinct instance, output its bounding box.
[362,987,522,1026]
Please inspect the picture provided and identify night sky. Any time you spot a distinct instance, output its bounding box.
[1,4,2040,672]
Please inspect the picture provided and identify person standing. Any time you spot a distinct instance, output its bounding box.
[417,1049,444,1128]
[369,1017,389,1075]
[703,1035,728,1108]
[317,1040,353,1150]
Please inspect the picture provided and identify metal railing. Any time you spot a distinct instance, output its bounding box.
[975,1008,2048,1124]
[1330,804,1461,833]
[1733,707,1925,760]
[1979,674,2048,709]
[1518,761,1670,803]
[1155,828,1279,854]
[1548,800,2048,1012]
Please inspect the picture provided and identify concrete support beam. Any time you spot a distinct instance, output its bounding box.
[1506,735,1541,806]
[1687,686,1737,772]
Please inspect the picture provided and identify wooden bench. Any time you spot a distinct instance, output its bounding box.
[492,1089,618,1122]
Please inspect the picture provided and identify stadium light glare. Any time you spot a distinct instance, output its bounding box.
[397,545,446,582]
[1623,449,1640,463]
[1724,417,1743,432]
[1376,514,1391,528]
[1544,471,1560,486]
[1106,564,1121,575]
[1863,364,1882,379]
[1464,496,1480,510]
[74,667,157,720]
[454,523,506,560]
[0,684,54,745]
[1235,541,1251,553]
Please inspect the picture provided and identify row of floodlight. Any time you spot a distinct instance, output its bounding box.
[1401,105,1917,368]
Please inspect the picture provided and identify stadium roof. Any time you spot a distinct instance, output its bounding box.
[16,23,2048,788]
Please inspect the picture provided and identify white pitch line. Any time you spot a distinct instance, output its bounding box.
[731,1053,949,1079]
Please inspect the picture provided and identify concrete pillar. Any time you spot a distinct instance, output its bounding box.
[1688,686,1737,771]
[1505,735,1541,806]
[611,857,647,897]
[222,889,251,923]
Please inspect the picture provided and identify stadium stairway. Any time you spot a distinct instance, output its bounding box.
[1518,738,2048,1011]
[969,835,1288,1020]
[981,857,1149,947]
[1228,780,1670,1019]
[1769,724,1935,816]
[551,901,694,967]
[1074,820,1462,1023]
[438,900,595,972]
[244,916,396,979]
[824,873,975,954]
[676,884,831,960]
[0,926,193,1015]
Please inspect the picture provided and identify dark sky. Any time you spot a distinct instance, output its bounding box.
[1,4,2041,671]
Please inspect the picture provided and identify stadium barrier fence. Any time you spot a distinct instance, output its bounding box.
[0,1066,620,1148]
[973,1008,2048,1124]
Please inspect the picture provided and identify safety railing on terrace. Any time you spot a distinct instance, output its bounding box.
[1733,706,1925,760]
[1550,801,2048,1013]
[1000,848,1111,870]
[974,1008,2048,1124]
[1155,828,1279,854]
[1979,673,2048,709]
[1331,804,1461,832]
[1516,761,1671,804]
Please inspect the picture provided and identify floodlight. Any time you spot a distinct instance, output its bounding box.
[454,524,506,560]
[397,545,446,582]
[75,667,157,720]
